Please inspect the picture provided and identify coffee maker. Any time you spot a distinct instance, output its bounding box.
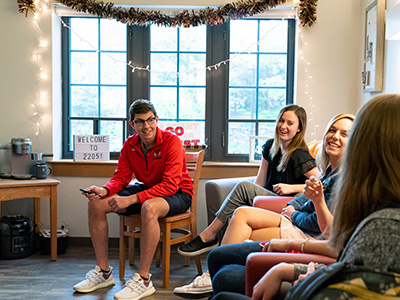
[0,138,34,179]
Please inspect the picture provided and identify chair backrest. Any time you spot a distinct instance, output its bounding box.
[185,150,205,216]
[307,140,321,159]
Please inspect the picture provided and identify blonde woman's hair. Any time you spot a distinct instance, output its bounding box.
[316,113,355,178]
[329,94,400,251]
[270,104,308,172]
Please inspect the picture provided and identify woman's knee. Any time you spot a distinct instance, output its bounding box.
[231,206,253,221]
[234,181,255,192]
[208,247,226,271]
[212,265,246,295]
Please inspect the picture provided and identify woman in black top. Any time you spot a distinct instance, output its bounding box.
[174,105,318,295]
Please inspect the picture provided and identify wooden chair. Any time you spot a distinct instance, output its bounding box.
[118,150,205,288]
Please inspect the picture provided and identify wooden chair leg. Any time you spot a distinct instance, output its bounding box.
[184,256,190,267]
[195,255,203,275]
[155,242,161,267]
[128,236,135,266]
[162,224,171,288]
[119,218,127,279]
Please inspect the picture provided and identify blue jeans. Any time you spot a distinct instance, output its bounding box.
[208,242,263,295]
[212,292,252,300]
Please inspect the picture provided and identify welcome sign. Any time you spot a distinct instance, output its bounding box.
[74,135,110,161]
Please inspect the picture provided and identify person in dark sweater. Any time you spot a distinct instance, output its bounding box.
[215,94,400,300]
[205,113,353,296]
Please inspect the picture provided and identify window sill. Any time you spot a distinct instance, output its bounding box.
[49,160,259,179]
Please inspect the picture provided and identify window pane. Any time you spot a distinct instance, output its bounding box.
[100,53,127,85]
[100,121,123,152]
[230,20,258,53]
[259,55,287,87]
[179,88,205,119]
[100,19,126,51]
[100,87,126,118]
[70,18,98,50]
[71,86,98,117]
[71,52,98,84]
[150,26,177,51]
[228,19,291,158]
[150,24,206,137]
[228,122,255,154]
[150,87,177,119]
[179,54,206,85]
[258,123,275,139]
[259,20,288,52]
[229,88,256,119]
[180,26,206,51]
[250,136,268,162]
[150,53,178,85]
[258,89,286,119]
[70,120,93,151]
[229,54,257,86]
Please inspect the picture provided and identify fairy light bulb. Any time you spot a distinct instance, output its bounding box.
[39,39,48,48]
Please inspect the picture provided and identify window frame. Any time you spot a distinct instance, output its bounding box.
[61,17,295,161]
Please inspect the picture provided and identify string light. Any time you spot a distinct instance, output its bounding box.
[298,25,318,141]
[26,2,318,138]
[30,0,50,136]
[53,6,296,77]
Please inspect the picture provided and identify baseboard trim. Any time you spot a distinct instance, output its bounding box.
[68,237,120,248]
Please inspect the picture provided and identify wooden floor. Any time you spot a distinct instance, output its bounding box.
[0,245,210,300]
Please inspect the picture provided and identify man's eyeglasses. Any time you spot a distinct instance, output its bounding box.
[133,116,157,127]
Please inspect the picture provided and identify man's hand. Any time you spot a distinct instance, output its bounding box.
[108,195,139,212]
[281,205,295,221]
[81,185,104,201]
[273,183,292,195]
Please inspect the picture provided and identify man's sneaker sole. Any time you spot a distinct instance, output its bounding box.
[73,279,116,293]
[113,286,155,300]
[177,243,218,257]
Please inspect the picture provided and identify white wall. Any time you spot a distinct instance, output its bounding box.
[383,0,400,97]
[360,0,400,104]
[0,0,372,237]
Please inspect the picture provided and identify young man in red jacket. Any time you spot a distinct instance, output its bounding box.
[73,99,193,300]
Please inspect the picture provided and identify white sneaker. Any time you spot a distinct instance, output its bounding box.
[173,271,212,294]
[73,266,115,293]
[114,273,156,300]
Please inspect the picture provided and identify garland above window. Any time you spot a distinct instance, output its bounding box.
[17,0,317,27]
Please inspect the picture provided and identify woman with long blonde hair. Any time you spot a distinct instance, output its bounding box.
[215,94,400,300]
[219,113,354,245]
[175,104,319,295]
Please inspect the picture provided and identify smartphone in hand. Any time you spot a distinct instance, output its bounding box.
[79,188,99,196]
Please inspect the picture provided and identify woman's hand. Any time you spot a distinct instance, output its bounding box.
[252,263,295,300]
[303,176,324,205]
[273,183,293,195]
[263,239,289,252]
[281,205,295,221]
[293,262,316,286]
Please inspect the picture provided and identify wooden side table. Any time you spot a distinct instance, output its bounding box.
[0,178,60,261]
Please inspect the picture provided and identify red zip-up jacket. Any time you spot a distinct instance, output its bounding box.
[102,127,193,203]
